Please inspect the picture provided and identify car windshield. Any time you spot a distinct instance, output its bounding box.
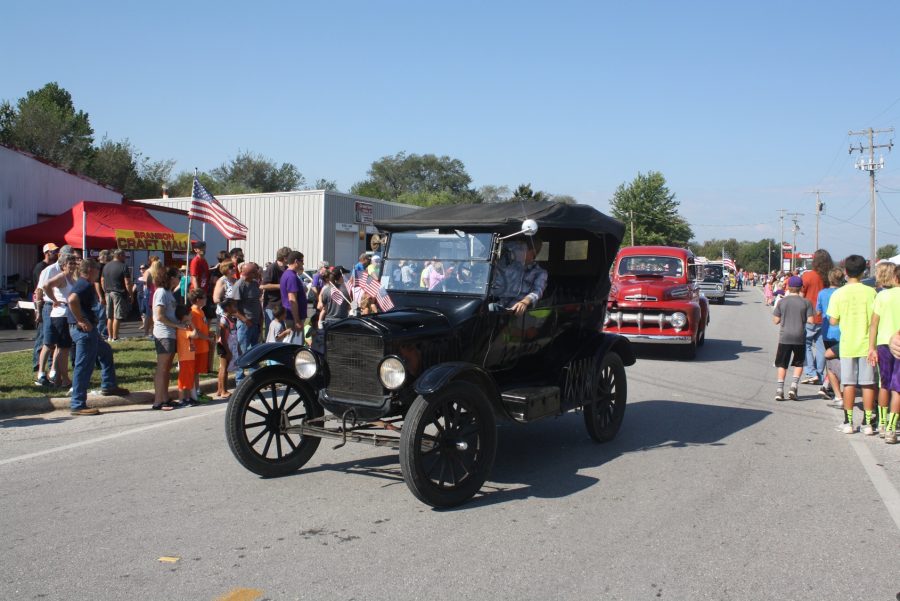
[617,255,683,277]
[382,230,493,295]
[701,265,724,282]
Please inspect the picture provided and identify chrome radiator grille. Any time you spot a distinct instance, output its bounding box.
[325,332,384,402]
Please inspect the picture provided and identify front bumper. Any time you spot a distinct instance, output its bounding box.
[619,333,693,345]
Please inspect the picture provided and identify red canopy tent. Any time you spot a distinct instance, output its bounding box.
[5,200,176,249]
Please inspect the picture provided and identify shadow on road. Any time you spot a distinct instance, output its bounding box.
[283,399,771,510]
[0,413,72,428]
[631,338,762,363]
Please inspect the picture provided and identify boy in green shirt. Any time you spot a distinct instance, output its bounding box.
[827,255,877,434]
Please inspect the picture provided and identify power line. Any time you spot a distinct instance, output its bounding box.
[877,191,900,228]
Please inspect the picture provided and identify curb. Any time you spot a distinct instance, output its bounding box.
[0,376,235,418]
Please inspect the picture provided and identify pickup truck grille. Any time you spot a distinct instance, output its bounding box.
[605,310,681,331]
[325,331,384,403]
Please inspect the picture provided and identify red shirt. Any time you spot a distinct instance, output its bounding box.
[800,270,824,325]
[190,255,210,292]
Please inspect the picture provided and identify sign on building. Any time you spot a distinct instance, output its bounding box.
[115,229,188,251]
[355,201,374,225]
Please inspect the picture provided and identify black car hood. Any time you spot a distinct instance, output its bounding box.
[328,308,452,338]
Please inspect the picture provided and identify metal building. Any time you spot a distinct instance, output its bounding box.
[0,145,121,288]
[134,190,419,269]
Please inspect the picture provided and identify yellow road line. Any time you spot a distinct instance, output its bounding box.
[215,588,264,601]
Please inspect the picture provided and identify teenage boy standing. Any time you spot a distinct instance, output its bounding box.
[772,276,814,401]
[827,255,878,434]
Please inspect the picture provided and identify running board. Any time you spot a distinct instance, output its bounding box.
[287,422,402,449]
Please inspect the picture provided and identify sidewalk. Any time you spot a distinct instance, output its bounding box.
[0,375,235,418]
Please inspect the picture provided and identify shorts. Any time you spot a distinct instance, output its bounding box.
[826,357,841,378]
[775,343,805,369]
[106,291,130,320]
[46,317,73,348]
[154,337,177,355]
[195,352,209,375]
[840,356,876,387]
[876,345,900,392]
[178,359,195,390]
[216,341,229,358]
[823,339,839,351]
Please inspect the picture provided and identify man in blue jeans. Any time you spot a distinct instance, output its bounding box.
[233,262,262,383]
[66,259,129,416]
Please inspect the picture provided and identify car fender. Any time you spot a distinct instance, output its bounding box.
[597,332,637,366]
[414,362,503,411]
[234,342,304,369]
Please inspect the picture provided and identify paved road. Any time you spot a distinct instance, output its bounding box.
[2,289,899,601]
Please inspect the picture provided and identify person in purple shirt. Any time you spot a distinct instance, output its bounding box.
[280,251,307,336]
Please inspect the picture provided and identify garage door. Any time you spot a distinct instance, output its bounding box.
[334,231,358,269]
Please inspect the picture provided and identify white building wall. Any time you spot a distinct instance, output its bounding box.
[0,146,121,287]
[136,191,418,271]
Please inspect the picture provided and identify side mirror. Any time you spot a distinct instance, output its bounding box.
[498,219,539,241]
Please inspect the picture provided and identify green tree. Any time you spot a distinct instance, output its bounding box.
[550,194,577,205]
[167,171,220,197]
[86,138,175,199]
[210,150,304,193]
[511,183,550,202]
[877,244,898,260]
[313,178,337,191]
[0,82,95,171]
[610,171,692,247]
[351,152,478,204]
[478,184,511,203]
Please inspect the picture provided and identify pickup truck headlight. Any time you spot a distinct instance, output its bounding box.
[717,284,723,291]
[378,356,406,390]
[295,349,318,380]
[670,312,687,328]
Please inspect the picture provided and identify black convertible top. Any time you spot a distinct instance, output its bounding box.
[376,201,625,241]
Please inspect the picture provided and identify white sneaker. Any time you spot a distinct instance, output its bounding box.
[839,423,855,434]
[861,423,876,436]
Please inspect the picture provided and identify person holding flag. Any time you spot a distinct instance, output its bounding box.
[313,267,352,352]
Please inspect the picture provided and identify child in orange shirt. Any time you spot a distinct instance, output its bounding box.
[175,304,198,406]
[188,289,214,403]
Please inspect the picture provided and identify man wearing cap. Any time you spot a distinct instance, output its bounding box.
[310,261,329,302]
[261,246,291,334]
[34,245,74,387]
[101,249,132,342]
[189,240,210,293]
[367,255,382,278]
[31,243,59,373]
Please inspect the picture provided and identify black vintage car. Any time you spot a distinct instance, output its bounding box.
[225,201,635,507]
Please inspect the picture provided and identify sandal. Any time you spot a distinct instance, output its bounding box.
[165,400,183,409]
[152,403,174,411]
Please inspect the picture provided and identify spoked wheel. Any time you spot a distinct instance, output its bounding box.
[400,380,497,508]
[584,352,627,442]
[225,367,323,477]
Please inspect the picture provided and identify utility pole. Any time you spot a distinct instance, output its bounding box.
[808,190,827,250]
[849,127,893,270]
[630,210,635,246]
[788,213,803,272]
[777,209,787,272]
[767,239,772,274]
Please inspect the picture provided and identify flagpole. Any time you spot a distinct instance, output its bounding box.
[82,203,87,257]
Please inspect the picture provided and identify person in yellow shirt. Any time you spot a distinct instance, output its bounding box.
[827,255,877,434]
[868,263,900,443]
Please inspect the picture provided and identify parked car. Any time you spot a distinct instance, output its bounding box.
[603,245,709,359]
[224,201,634,507]
[697,262,727,304]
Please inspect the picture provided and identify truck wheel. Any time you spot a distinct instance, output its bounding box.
[584,352,627,442]
[225,367,323,477]
[697,324,706,347]
[400,380,497,508]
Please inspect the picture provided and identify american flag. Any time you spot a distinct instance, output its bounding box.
[357,271,394,311]
[722,251,736,272]
[330,284,348,306]
[190,178,248,241]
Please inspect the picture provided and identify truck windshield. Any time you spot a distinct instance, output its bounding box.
[617,255,683,277]
[382,230,493,295]
[701,265,724,282]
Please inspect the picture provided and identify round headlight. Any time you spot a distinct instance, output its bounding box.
[294,349,318,380]
[378,356,406,390]
[717,284,723,291]
[670,312,687,328]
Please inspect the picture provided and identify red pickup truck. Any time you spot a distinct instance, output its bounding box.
[603,245,709,359]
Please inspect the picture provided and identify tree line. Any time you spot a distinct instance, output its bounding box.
[12,81,878,269]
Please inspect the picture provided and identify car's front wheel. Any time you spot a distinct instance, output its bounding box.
[399,380,497,507]
[225,367,323,477]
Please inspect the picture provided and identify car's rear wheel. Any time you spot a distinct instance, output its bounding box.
[225,367,323,477]
[400,380,497,508]
[584,352,627,442]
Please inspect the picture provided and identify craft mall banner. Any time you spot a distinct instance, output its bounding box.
[115,230,189,251]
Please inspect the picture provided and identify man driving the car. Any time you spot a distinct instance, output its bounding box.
[492,238,548,315]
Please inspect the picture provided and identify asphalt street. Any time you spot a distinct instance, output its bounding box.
[2,288,899,601]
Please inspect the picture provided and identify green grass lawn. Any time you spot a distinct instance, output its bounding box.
[0,338,212,400]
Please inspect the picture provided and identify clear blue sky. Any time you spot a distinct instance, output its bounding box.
[5,0,900,261]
